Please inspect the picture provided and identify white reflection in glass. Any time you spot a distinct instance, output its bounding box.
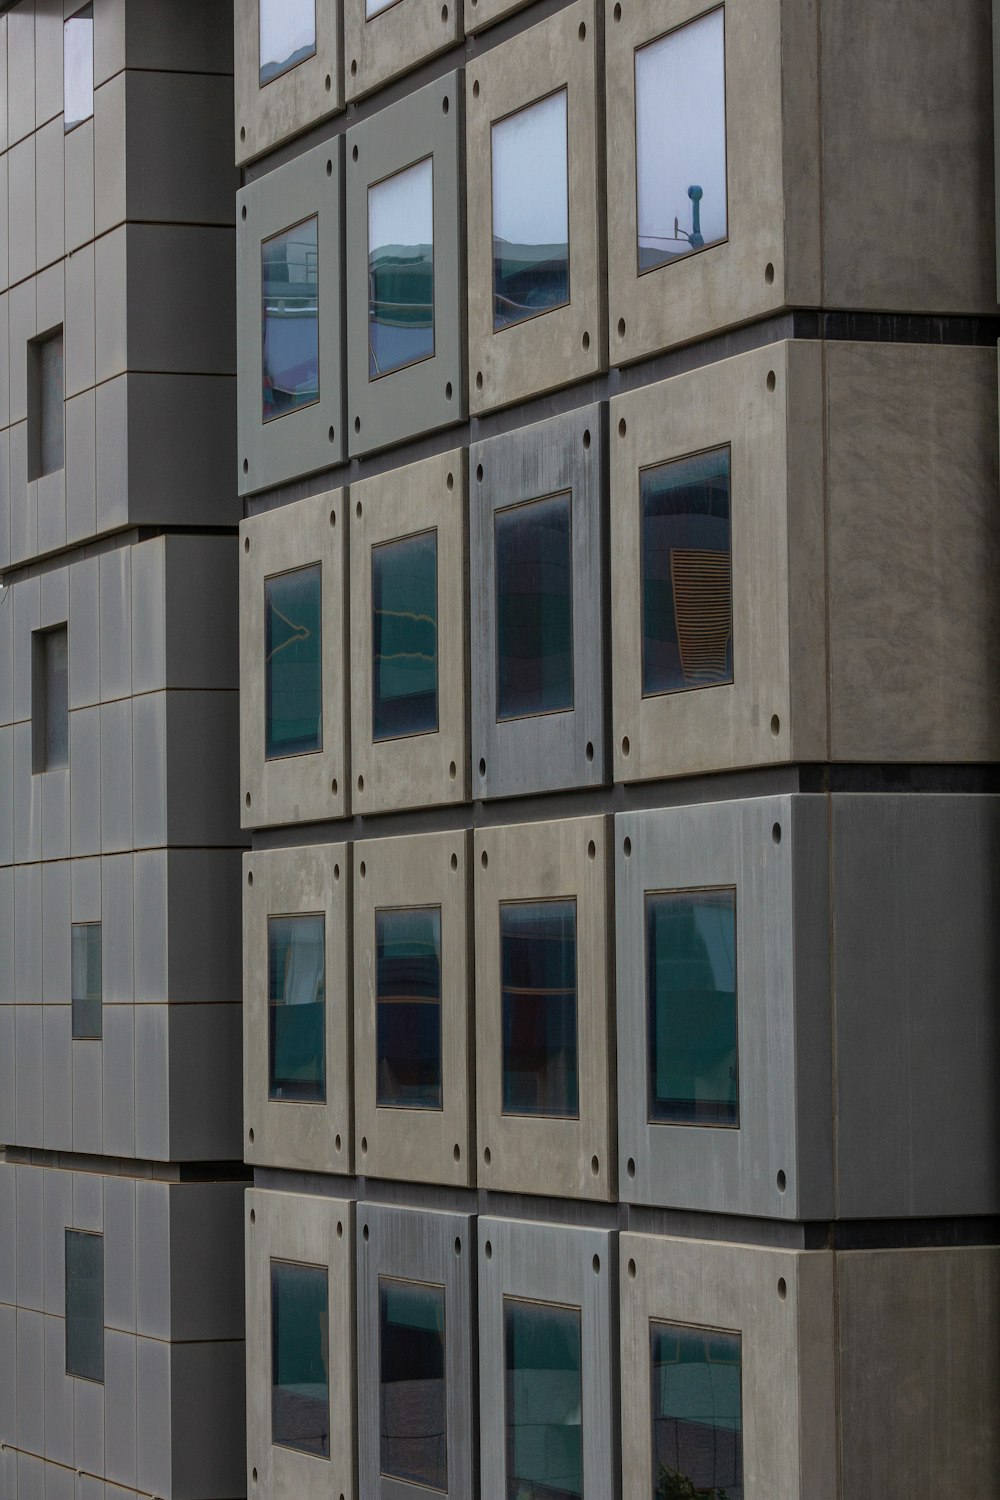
[368,158,435,380]
[260,0,317,86]
[492,90,569,330]
[367,0,400,18]
[635,7,727,273]
[64,4,94,133]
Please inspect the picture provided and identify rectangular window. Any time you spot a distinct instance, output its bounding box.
[262,216,320,423]
[28,328,65,480]
[64,4,94,132]
[495,492,573,721]
[650,1321,743,1500]
[646,888,738,1127]
[264,564,323,759]
[268,914,326,1103]
[71,923,102,1040]
[375,906,443,1110]
[635,8,728,273]
[271,1259,330,1458]
[259,0,317,85]
[641,447,732,696]
[379,1276,448,1490]
[501,900,578,1118]
[65,1229,103,1382]
[371,529,439,741]
[31,625,69,773]
[366,0,399,16]
[492,90,570,330]
[368,158,435,380]
[505,1297,583,1499]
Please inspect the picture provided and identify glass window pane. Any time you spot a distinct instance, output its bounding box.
[265,564,323,760]
[501,900,578,1118]
[650,1322,743,1500]
[492,91,570,330]
[635,8,728,273]
[64,5,94,132]
[262,217,319,422]
[376,907,442,1109]
[641,448,732,696]
[268,915,326,1103]
[43,627,69,770]
[259,0,317,85]
[271,1260,330,1458]
[71,923,102,1040]
[495,493,573,721]
[368,158,435,380]
[372,530,438,742]
[646,889,737,1127]
[367,0,398,17]
[65,1230,104,1382]
[40,331,65,475]
[505,1298,583,1500]
[379,1277,448,1490]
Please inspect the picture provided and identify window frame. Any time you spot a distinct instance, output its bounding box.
[64,1226,104,1384]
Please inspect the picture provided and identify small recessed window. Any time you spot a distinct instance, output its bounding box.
[64,4,94,133]
[71,923,102,1041]
[28,328,65,480]
[368,158,435,380]
[65,1229,104,1383]
[495,492,573,721]
[262,217,320,423]
[492,90,570,331]
[379,1276,448,1490]
[259,0,317,86]
[646,888,738,1127]
[271,1259,330,1457]
[635,7,728,274]
[264,564,323,760]
[376,906,443,1110]
[32,625,69,773]
[505,1297,583,1498]
[366,0,398,16]
[372,529,439,742]
[268,914,326,1103]
[641,447,732,696]
[501,899,578,1119]
[650,1321,743,1499]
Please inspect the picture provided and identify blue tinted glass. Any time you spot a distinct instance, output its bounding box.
[269,914,326,1103]
[259,0,317,85]
[501,900,578,1118]
[646,890,737,1127]
[379,1277,448,1490]
[265,564,322,759]
[64,5,94,132]
[368,158,435,379]
[495,493,573,721]
[505,1298,582,1499]
[271,1260,330,1457]
[651,1322,742,1500]
[72,922,102,1040]
[492,91,570,330]
[65,1230,104,1382]
[376,907,442,1109]
[262,217,319,422]
[372,530,438,742]
[641,448,732,696]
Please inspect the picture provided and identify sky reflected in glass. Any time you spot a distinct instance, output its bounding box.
[492,91,569,330]
[260,0,317,85]
[368,158,435,379]
[64,5,94,132]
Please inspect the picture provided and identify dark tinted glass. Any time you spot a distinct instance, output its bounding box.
[64,5,94,131]
[65,1230,103,1382]
[646,889,737,1127]
[492,91,570,329]
[505,1298,582,1499]
[495,494,573,721]
[372,530,438,741]
[262,217,319,422]
[71,922,102,1040]
[379,1277,448,1490]
[650,1322,742,1500]
[376,907,442,1109]
[265,564,322,759]
[34,626,69,772]
[259,0,317,85]
[501,900,578,1118]
[641,448,732,696]
[368,158,435,379]
[271,1260,330,1458]
[268,914,326,1103]
[29,330,65,481]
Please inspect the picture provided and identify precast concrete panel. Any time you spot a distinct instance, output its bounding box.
[345,0,462,101]
[234,0,343,165]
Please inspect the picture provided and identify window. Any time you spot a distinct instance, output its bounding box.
[268,914,326,1103]
[379,1277,448,1490]
[65,1230,103,1382]
[371,529,438,741]
[271,1259,330,1457]
[635,8,727,273]
[71,923,102,1040]
[262,217,320,422]
[264,564,322,759]
[32,625,69,773]
[376,906,443,1110]
[492,90,570,330]
[64,4,94,132]
[368,158,435,379]
[650,1322,742,1500]
[28,328,65,480]
[505,1297,583,1499]
[641,448,732,696]
[495,493,573,721]
[366,0,399,16]
[501,899,578,1118]
[259,0,317,85]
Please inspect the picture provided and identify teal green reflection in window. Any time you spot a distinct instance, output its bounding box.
[272,1259,330,1458]
[495,493,573,721]
[372,530,438,741]
[259,0,317,85]
[646,889,737,1127]
[65,1230,103,1382]
[505,1297,582,1499]
[265,564,322,759]
[376,907,442,1109]
[262,216,319,422]
[501,901,578,1119]
[268,914,326,1103]
[368,158,435,379]
[492,90,570,330]
[72,922,102,1040]
[379,1277,448,1490]
[651,1322,742,1500]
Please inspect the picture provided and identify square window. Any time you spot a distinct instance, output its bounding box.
[259,0,317,86]
[379,1276,448,1490]
[495,493,573,721]
[501,899,579,1119]
[268,914,326,1103]
[650,1321,743,1500]
[368,158,435,380]
[271,1258,331,1458]
[492,91,569,331]
[64,5,94,132]
[262,217,320,423]
[372,529,439,741]
[32,624,69,773]
[65,1229,104,1383]
[28,328,65,480]
[376,906,443,1109]
[504,1297,583,1498]
[71,922,102,1040]
[264,563,323,761]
